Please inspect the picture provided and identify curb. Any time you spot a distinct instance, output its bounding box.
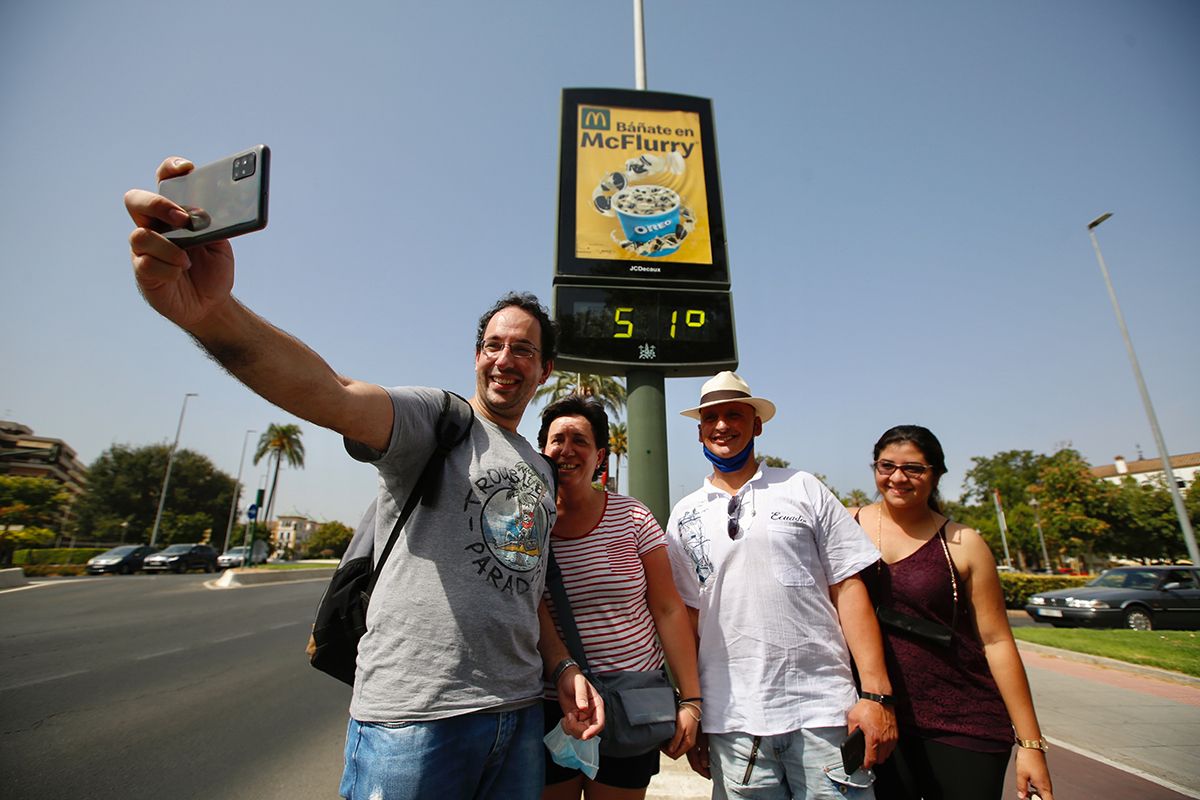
[1016,639,1200,688]
[211,566,335,588]
[0,567,30,589]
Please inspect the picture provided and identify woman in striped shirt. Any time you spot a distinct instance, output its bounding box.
[538,396,701,800]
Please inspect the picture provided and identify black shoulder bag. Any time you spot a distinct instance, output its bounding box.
[308,390,474,685]
[545,552,677,757]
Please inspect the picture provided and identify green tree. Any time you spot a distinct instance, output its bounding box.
[72,444,236,545]
[254,424,306,528]
[302,520,354,559]
[1107,477,1188,562]
[960,449,1051,507]
[1034,449,1116,571]
[0,476,68,565]
[535,373,627,420]
[761,454,790,468]
[607,422,628,493]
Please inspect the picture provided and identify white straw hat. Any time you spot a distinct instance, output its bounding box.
[679,371,776,423]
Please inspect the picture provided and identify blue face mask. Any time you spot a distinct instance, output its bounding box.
[703,438,755,473]
[543,720,599,779]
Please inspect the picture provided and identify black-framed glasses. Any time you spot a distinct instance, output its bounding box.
[873,460,933,478]
[480,339,540,360]
[727,495,741,539]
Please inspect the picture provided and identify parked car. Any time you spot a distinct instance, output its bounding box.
[142,544,219,573]
[218,541,269,569]
[1025,566,1200,631]
[86,545,158,575]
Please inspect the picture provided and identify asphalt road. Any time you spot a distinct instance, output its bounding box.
[0,574,351,799]
[4,579,1193,800]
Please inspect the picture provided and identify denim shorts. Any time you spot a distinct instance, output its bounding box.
[339,704,544,800]
[708,726,875,800]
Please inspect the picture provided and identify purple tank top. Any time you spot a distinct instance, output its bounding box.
[864,530,1013,752]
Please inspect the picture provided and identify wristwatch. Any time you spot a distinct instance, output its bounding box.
[859,691,894,707]
[1016,736,1049,752]
[551,657,579,683]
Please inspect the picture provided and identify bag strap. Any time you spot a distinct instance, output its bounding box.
[935,521,959,633]
[545,551,593,675]
[368,391,475,593]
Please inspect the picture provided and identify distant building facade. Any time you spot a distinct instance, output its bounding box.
[0,420,88,500]
[1090,452,1200,490]
[269,514,320,554]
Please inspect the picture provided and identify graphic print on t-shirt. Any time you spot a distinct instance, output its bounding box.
[677,507,713,584]
[464,460,551,595]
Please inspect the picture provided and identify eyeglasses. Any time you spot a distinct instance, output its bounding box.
[480,340,540,360]
[873,460,934,478]
[727,495,741,539]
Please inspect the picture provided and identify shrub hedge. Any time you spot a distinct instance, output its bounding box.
[997,573,1090,608]
[13,548,107,565]
[21,564,88,577]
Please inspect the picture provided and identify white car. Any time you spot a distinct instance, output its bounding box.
[217,542,269,569]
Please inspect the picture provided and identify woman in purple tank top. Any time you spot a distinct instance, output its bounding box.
[851,426,1053,800]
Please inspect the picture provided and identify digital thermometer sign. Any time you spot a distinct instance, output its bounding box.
[553,284,737,377]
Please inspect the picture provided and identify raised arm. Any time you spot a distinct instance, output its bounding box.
[125,157,393,450]
[956,528,1054,800]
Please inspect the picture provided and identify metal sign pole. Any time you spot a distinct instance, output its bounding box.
[624,0,671,526]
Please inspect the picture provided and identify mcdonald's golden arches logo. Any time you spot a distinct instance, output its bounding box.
[580,107,610,131]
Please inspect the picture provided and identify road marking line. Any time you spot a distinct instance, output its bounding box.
[265,621,300,631]
[212,631,256,643]
[0,669,90,692]
[1047,736,1200,799]
[134,647,189,661]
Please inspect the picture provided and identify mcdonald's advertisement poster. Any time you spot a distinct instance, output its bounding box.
[574,104,713,265]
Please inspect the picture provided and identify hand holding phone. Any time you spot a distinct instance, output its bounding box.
[158,145,270,248]
[840,728,866,776]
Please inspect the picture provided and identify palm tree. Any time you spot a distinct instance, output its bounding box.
[843,488,872,509]
[535,372,626,421]
[607,422,628,493]
[253,424,305,529]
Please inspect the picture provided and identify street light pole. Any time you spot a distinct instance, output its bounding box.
[221,429,255,553]
[1087,214,1198,565]
[149,392,197,548]
[1029,496,1052,574]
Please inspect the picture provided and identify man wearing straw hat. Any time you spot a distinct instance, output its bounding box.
[665,371,896,799]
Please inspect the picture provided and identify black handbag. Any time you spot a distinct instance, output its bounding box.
[875,525,958,648]
[545,553,677,757]
[308,391,474,685]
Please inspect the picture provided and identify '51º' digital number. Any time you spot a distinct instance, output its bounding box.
[613,307,707,339]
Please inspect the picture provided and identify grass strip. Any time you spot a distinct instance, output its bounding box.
[1014,627,1200,678]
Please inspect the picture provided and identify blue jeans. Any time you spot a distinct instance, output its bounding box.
[708,727,876,800]
[339,704,544,800]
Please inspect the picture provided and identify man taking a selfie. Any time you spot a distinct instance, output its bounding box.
[125,155,601,800]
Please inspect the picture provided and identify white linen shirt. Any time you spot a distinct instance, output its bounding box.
[665,466,879,736]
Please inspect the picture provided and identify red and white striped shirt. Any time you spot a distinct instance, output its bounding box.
[543,493,666,696]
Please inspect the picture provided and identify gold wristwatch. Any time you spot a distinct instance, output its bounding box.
[1015,736,1049,752]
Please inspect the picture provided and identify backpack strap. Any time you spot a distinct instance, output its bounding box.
[421,391,475,507]
[367,390,475,592]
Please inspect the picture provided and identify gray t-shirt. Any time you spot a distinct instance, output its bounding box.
[344,386,557,722]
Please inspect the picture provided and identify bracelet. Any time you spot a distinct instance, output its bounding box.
[678,696,704,703]
[677,701,702,722]
[1015,736,1048,752]
[859,691,894,707]
[551,658,579,683]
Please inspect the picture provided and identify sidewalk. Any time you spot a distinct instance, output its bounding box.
[645,640,1200,799]
[1019,641,1200,796]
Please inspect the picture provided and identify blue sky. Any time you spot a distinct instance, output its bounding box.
[2,1,1197,529]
